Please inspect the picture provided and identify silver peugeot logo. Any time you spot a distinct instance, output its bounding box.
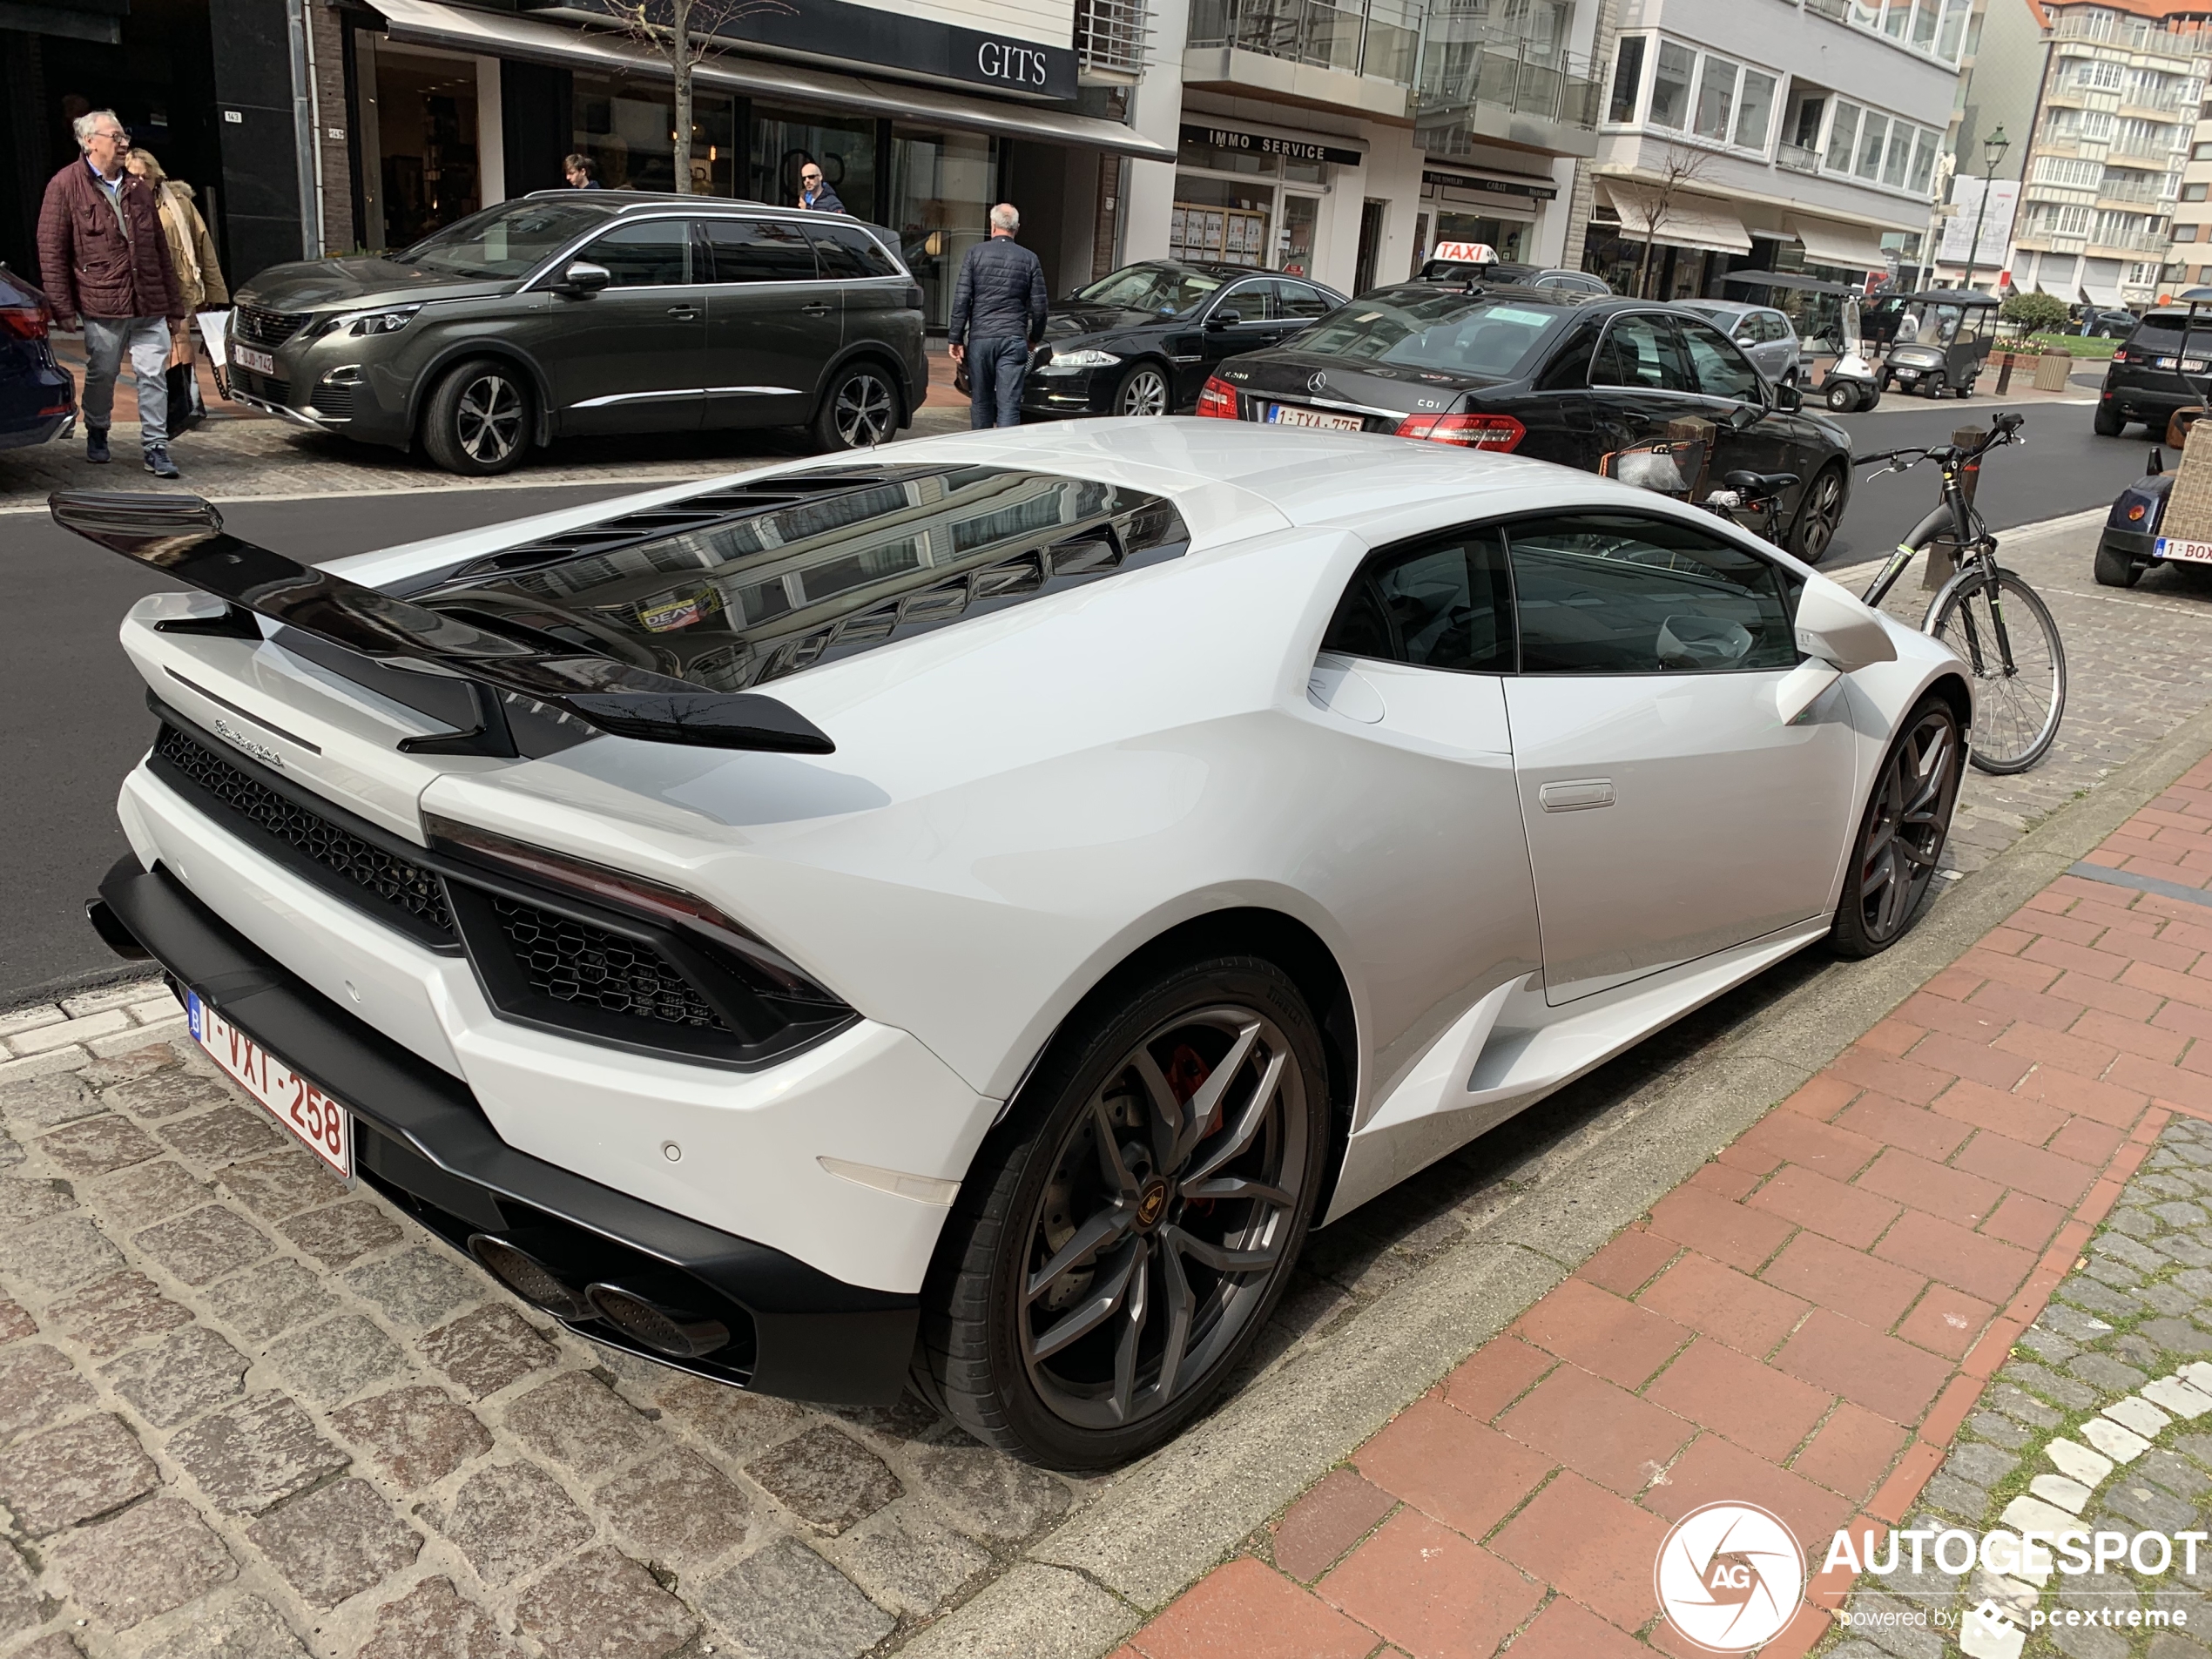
[1307,370,1327,394]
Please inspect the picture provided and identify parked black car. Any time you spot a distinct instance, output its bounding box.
[226,192,927,475]
[1202,282,1853,561]
[2079,306,2140,340]
[1021,260,1345,420]
[0,264,76,451]
[2095,308,2212,436]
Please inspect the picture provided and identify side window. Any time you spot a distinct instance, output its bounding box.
[1220,282,1271,322]
[806,221,899,280]
[1761,312,1792,342]
[704,218,817,282]
[1279,281,1332,319]
[1676,314,1766,402]
[583,221,691,287]
[1533,314,1601,392]
[1321,525,1515,674]
[1592,314,1692,392]
[1507,512,1797,675]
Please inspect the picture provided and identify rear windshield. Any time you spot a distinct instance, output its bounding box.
[1293,291,1565,378]
[403,200,621,279]
[2128,314,2212,354]
[415,468,1190,691]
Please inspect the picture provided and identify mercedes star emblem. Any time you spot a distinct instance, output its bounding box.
[1307,371,1328,394]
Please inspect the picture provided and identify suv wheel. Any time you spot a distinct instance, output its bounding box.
[2094,401,2128,436]
[915,955,1328,1468]
[421,359,531,475]
[813,363,900,452]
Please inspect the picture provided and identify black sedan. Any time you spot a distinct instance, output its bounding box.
[0,263,76,451]
[1200,282,1853,562]
[1022,260,1345,421]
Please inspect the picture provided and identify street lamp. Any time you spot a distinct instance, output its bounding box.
[1959,125,2011,295]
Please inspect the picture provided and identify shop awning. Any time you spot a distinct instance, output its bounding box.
[1718,270,1856,295]
[2081,280,2125,307]
[1596,180,1751,254]
[1789,215,1888,273]
[367,0,1176,161]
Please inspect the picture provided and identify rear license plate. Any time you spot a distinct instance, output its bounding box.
[1267,404,1365,432]
[233,345,276,376]
[185,992,352,1177]
[2157,536,2212,564]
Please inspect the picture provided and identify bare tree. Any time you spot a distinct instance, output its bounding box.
[597,0,792,193]
[1630,144,1719,300]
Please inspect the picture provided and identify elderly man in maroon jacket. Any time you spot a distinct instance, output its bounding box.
[38,109,186,476]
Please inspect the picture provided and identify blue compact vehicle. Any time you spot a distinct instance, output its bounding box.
[2094,301,2212,587]
[0,263,75,450]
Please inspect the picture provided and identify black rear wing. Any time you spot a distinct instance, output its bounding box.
[49,491,833,757]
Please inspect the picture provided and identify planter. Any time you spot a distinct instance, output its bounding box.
[2033,354,2073,391]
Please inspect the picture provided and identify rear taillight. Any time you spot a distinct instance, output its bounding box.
[1197,376,1239,419]
[1394,411,1525,449]
[0,307,48,341]
[2112,348,2129,362]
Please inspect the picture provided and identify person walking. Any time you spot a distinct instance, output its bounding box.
[948,203,1046,429]
[796,164,843,214]
[565,154,602,189]
[37,109,185,476]
[125,147,226,435]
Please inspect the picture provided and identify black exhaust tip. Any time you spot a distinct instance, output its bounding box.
[585,1282,732,1359]
[86,898,152,961]
[469,1232,594,1322]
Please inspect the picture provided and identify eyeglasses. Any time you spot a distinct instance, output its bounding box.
[801,172,822,183]
[92,128,129,144]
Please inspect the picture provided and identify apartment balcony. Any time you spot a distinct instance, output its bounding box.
[2097,178,2169,204]
[1413,34,1599,159]
[1076,0,1149,80]
[2093,229,2171,253]
[1184,0,1417,118]
[2108,141,2182,164]
[2047,14,2210,63]
[1777,143,1821,174]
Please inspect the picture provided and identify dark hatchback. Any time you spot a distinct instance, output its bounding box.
[1021,260,1345,421]
[1202,283,1853,561]
[2094,309,2212,436]
[0,264,75,450]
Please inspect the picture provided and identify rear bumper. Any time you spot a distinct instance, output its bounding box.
[95,853,918,1403]
[2104,380,2195,418]
[2101,527,2157,563]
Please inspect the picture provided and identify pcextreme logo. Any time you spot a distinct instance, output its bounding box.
[1653,1502,1806,1653]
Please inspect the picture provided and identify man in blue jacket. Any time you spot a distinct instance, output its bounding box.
[949,203,1047,428]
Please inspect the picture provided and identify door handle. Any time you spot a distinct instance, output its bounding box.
[1539,778,1615,812]
[799,302,833,315]
[666,306,698,320]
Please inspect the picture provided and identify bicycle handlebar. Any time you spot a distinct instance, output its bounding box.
[1855,410,2025,474]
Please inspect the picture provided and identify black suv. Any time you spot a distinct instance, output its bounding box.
[2095,309,2212,436]
[1203,281,1853,561]
[226,193,927,475]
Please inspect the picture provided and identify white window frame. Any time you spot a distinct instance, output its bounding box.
[1613,33,1779,156]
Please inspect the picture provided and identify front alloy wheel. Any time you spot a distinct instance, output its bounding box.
[917,958,1326,1467]
[1114,366,1170,417]
[421,357,532,475]
[1831,697,1962,957]
[1789,466,1845,563]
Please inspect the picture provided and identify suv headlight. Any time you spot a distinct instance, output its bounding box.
[329,305,422,337]
[1050,347,1121,368]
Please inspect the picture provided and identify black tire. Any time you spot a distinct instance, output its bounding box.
[1859,385,1880,411]
[1825,380,1857,412]
[1924,568,2066,774]
[915,955,1329,1469]
[1955,375,1973,399]
[1788,462,1846,563]
[811,360,901,452]
[420,358,531,476]
[2094,401,2128,436]
[1111,362,1172,417]
[1831,694,1963,959]
[2094,539,2145,588]
[1923,374,1946,399]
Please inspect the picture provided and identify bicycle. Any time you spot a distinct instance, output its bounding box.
[1851,411,2064,774]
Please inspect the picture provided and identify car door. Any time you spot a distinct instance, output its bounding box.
[1499,509,1858,1004]
[1579,310,1710,477]
[1675,312,1805,516]
[698,216,826,430]
[1192,280,1292,395]
[805,219,915,374]
[550,218,709,436]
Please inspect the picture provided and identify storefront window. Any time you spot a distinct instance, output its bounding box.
[1280,194,1319,276]
[1434,211,1526,263]
[753,108,880,220]
[1172,145,1335,273]
[376,54,480,249]
[889,130,996,330]
[572,73,736,195]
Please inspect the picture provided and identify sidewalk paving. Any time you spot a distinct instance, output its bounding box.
[1103,765,2212,1659]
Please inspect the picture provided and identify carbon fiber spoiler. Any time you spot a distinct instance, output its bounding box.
[50,491,834,757]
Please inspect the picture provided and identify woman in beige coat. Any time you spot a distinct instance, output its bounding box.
[125,149,227,428]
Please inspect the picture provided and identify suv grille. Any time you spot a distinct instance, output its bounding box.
[154,725,455,934]
[233,305,313,350]
[490,899,728,1031]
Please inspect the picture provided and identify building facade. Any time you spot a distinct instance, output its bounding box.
[1581,0,1966,305]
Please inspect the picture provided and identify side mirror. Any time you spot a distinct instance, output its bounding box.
[1774,380,1804,413]
[1207,309,1242,330]
[1795,580,1897,672]
[556,260,611,296]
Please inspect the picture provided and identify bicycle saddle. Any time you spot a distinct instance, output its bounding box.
[1722,469,1799,497]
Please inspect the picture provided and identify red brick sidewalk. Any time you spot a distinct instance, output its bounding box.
[1113,758,2212,1659]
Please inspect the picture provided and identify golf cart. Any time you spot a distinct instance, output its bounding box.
[1808,292,1883,412]
[1870,289,2000,398]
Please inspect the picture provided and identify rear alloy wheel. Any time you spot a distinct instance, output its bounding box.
[917,957,1327,1467]
[812,363,900,452]
[1788,464,1846,563]
[1831,696,1963,958]
[421,359,530,476]
[1114,364,1171,417]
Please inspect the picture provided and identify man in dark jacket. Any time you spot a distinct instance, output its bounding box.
[797,164,844,214]
[948,203,1047,428]
[38,109,185,475]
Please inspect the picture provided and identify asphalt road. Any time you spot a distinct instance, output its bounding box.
[0,400,2153,1007]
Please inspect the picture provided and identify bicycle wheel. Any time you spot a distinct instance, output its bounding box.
[1923,566,2065,773]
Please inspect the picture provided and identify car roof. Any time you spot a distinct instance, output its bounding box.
[1388,280,1618,310]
